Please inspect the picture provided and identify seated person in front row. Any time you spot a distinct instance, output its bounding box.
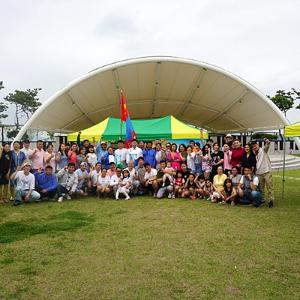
[56,162,78,202]
[155,161,174,199]
[35,165,58,200]
[174,170,185,198]
[115,169,132,200]
[143,163,158,196]
[88,162,101,195]
[238,165,262,207]
[182,173,197,200]
[11,162,41,206]
[74,162,89,197]
[220,178,238,205]
[97,168,111,198]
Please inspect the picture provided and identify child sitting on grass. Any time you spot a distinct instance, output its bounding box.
[220,178,237,206]
[182,173,197,200]
[195,174,206,199]
[203,179,215,201]
[174,170,185,198]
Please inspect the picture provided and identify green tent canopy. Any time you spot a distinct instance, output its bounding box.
[68,115,208,141]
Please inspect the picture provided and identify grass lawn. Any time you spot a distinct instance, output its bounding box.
[0,171,299,299]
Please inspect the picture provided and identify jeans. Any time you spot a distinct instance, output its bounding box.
[240,190,262,207]
[15,187,40,204]
[37,188,57,199]
[157,185,173,199]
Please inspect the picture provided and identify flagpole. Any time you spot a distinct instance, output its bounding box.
[120,90,123,140]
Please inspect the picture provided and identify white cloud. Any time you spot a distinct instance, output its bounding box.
[0,0,299,125]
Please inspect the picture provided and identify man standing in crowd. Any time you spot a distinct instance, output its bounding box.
[252,139,274,208]
[35,165,58,200]
[56,162,78,202]
[20,140,33,160]
[128,139,143,166]
[11,162,40,206]
[88,162,101,195]
[29,140,45,172]
[114,140,128,168]
[143,141,156,168]
[96,141,108,164]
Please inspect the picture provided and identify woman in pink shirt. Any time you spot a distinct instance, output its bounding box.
[167,143,181,171]
[231,139,245,168]
[223,143,232,175]
[68,144,78,165]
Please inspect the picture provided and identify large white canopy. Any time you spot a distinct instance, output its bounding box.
[15,56,289,141]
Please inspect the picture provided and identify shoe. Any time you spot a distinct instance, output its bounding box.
[207,197,211,201]
[172,194,175,199]
[168,193,172,199]
[231,201,235,206]
[153,193,157,198]
[268,200,274,208]
[219,200,226,205]
[13,200,21,206]
[66,194,71,200]
[125,196,130,200]
[58,196,63,203]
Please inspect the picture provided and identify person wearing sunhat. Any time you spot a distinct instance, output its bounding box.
[11,161,40,206]
[224,134,234,149]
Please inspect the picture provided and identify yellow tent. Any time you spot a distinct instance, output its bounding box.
[284,122,300,137]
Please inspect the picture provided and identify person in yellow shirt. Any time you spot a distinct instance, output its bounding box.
[212,166,227,202]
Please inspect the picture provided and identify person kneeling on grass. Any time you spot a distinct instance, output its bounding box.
[238,165,262,207]
[182,173,198,200]
[56,163,78,202]
[220,178,238,206]
[74,162,89,197]
[11,162,40,206]
[97,168,111,198]
[144,163,158,196]
[34,165,58,201]
[115,169,132,200]
[211,166,227,203]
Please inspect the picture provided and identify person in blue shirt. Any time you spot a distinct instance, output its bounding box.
[143,141,156,168]
[34,165,58,200]
[102,146,115,169]
[10,141,27,173]
[96,141,108,164]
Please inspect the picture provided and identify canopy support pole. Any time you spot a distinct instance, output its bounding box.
[281,127,286,202]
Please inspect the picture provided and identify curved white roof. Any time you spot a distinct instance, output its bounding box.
[15,56,289,141]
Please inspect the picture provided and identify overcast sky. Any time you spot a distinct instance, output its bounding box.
[1,0,299,125]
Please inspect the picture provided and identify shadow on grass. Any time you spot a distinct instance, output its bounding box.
[0,211,94,244]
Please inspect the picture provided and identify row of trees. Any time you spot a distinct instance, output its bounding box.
[0,83,299,141]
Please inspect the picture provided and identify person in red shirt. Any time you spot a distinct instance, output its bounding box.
[231,139,245,169]
[68,143,78,165]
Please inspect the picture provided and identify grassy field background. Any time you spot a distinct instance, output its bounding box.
[0,170,299,299]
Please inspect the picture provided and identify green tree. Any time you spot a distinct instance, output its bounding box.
[0,102,8,123]
[4,88,42,138]
[268,89,300,117]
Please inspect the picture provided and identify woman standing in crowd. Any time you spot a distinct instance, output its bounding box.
[56,143,68,171]
[155,142,166,169]
[44,144,56,172]
[0,143,11,204]
[167,143,181,171]
[223,143,232,175]
[201,144,212,174]
[77,147,87,167]
[211,143,224,177]
[231,139,245,168]
[186,146,195,174]
[178,144,187,164]
[241,143,256,174]
[193,143,202,175]
[68,143,78,165]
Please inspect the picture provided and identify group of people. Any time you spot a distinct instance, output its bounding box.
[0,133,274,207]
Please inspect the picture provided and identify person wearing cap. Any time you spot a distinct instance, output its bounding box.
[20,139,33,160]
[96,141,108,164]
[252,139,274,208]
[224,134,234,149]
[11,162,40,206]
[34,165,58,200]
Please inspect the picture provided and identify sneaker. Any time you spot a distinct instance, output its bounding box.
[58,196,63,203]
[268,200,274,208]
[168,193,172,199]
[125,196,130,200]
[13,200,21,206]
[219,200,226,205]
[153,193,157,198]
[231,201,235,206]
[207,197,211,201]
[66,194,71,200]
[172,194,175,199]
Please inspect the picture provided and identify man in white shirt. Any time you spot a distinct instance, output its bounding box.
[144,163,158,196]
[125,161,139,195]
[11,162,40,206]
[252,139,274,208]
[127,139,143,167]
[114,140,128,168]
[20,140,33,160]
[75,162,89,196]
